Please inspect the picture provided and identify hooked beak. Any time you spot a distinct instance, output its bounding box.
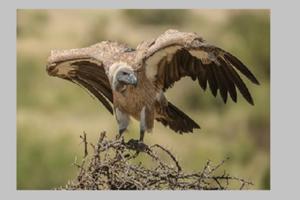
[118,73,138,87]
[128,73,138,87]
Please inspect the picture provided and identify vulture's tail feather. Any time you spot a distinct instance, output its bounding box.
[156,102,200,134]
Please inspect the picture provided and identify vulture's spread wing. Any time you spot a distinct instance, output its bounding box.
[47,41,135,114]
[139,29,259,104]
[69,60,114,114]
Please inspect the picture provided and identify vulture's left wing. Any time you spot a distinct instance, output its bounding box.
[47,41,135,114]
[139,29,259,105]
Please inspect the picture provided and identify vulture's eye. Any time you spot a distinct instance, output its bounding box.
[122,72,128,75]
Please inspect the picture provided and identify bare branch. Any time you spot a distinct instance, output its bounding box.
[62,131,253,190]
[79,132,88,158]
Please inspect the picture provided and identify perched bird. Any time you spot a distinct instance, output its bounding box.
[46,29,259,142]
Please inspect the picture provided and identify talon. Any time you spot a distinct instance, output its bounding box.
[115,134,122,140]
[126,139,148,152]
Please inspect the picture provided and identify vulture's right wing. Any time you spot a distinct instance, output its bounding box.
[46,41,135,114]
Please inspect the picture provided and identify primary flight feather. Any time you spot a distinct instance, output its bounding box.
[46,29,259,141]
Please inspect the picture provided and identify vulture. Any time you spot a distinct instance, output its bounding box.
[46,29,259,142]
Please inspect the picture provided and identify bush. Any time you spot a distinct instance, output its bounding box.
[61,132,253,190]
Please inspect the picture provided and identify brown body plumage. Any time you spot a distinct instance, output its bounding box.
[46,29,259,141]
[113,70,157,131]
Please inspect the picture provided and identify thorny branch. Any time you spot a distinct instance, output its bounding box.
[79,132,88,158]
[61,131,253,190]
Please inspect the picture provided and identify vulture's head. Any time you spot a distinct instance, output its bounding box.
[109,62,138,91]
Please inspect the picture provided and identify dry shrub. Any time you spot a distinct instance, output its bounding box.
[61,132,253,190]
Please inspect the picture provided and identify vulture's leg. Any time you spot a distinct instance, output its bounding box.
[115,107,129,138]
[139,107,146,141]
[139,106,154,142]
[124,106,153,152]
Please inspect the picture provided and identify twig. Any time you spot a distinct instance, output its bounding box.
[150,144,182,172]
[80,132,88,158]
[62,132,254,190]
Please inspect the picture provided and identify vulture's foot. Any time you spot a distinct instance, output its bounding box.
[116,128,126,139]
[115,129,127,141]
[125,139,149,153]
[115,134,121,140]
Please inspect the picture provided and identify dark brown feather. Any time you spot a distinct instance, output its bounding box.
[212,65,228,103]
[224,53,260,85]
[225,62,254,105]
[169,56,177,82]
[197,59,208,91]
[72,62,112,100]
[77,74,112,101]
[71,60,114,113]
[218,58,237,102]
[206,65,218,97]
[173,55,180,79]
[139,30,259,105]
[156,101,200,133]
[75,77,113,114]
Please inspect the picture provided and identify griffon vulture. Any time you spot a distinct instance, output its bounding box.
[46,29,259,142]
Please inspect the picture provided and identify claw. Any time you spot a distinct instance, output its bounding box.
[126,139,149,152]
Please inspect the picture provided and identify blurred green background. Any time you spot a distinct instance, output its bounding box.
[17,9,270,190]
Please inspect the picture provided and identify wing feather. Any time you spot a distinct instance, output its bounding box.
[206,65,218,97]
[224,53,259,84]
[218,58,237,102]
[224,61,254,105]
[47,41,134,114]
[75,76,114,114]
[139,29,259,104]
[213,65,228,103]
[197,60,208,91]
